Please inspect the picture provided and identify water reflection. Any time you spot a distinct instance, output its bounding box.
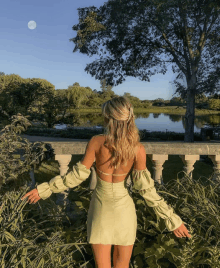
[49,111,220,134]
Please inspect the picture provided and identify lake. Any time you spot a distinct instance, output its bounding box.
[51,111,220,134]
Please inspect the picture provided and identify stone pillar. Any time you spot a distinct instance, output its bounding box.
[55,154,72,207]
[179,155,200,180]
[55,154,72,176]
[208,155,220,183]
[148,154,168,185]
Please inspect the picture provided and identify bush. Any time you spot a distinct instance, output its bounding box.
[0,113,97,267]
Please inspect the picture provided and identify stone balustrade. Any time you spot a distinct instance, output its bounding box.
[21,139,220,188]
[16,139,220,219]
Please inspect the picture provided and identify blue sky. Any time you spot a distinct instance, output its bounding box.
[1,0,188,101]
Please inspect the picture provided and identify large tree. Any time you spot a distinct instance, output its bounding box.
[0,74,25,117]
[0,76,55,116]
[100,78,113,92]
[70,0,220,142]
[66,83,93,109]
[0,75,67,128]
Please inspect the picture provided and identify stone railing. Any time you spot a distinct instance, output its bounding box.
[21,139,220,187]
[17,139,220,212]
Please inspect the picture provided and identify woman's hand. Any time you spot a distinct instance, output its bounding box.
[173,223,191,238]
[21,188,41,204]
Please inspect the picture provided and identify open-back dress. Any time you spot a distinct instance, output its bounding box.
[36,135,183,245]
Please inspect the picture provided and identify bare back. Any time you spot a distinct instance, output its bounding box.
[95,134,141,183]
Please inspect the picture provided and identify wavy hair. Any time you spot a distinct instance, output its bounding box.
[101,96,141,169]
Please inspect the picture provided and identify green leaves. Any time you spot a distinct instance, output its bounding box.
[70,0,220,96]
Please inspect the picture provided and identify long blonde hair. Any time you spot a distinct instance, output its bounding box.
[101,96,141,169]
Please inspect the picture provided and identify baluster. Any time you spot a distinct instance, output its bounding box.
[179,155,200,180]
[208,155,220,183]
[148,154,168,185]
[55,154,72,207]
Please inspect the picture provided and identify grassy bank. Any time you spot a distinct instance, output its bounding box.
[21,126,204,142]
[71,106,220,116]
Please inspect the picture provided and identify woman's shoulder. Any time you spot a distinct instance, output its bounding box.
[95,134,141,144]
[135,142,142,154]
[94,134,105,144]
[94,135,142,148]
[94,134,105,140]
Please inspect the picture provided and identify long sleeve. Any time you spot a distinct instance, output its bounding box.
[36,161,91,200]
[131,168,183,231]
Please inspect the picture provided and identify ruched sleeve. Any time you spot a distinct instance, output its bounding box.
[131,168,183,231]
[36,161,91,200]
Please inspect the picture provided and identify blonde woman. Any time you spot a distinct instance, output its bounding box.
[21,96,191,268]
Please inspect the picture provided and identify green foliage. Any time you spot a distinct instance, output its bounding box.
[69,0,220,143]
[130,171,220,267]
[84,94,105,108]
[0,114,97,267]
[170,97,184,105]
[0,113,54,187]
[141,100,152,108]
[65,83,93,109]
[1,112,220,267]
[207,99,220,111]
[0,73,25,116]
[70,0,220,97]
[0,75,56,121]
[0,70,218,134]
[100,78,113,92]
[1,0,220,264]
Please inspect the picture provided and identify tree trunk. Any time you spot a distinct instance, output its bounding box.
[46,113,55,128]
[184,73,197,142]
[60,107,67,122]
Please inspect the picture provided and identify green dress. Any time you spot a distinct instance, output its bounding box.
[36,161,183,245]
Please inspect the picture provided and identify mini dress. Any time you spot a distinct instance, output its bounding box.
[36,161,183,246]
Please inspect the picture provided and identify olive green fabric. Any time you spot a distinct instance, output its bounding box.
[36,161,183,234]
[131,168,183,231]
[87,175,137,245]
[36,161,91,200]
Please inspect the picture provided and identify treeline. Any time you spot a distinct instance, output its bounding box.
[0,72,219,127]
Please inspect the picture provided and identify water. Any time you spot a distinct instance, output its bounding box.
[51,112,220,134]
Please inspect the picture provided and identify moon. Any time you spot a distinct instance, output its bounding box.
[28,20,37,30]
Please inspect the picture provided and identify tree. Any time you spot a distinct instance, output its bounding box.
[0,74,25,117]
[99,78,115,101]
[72,82,80,87]
[15,78,55,115]
[0,74,66,128]
[0,77,56,119]
[66,83,93,109]
[100,78,113,92]
[39,90,65,128]
[70,0,220,142]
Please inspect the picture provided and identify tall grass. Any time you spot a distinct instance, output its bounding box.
[0,113,220,267]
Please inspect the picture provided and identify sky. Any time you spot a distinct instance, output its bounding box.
[0,0,189,101]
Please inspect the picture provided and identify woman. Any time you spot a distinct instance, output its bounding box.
[21,96,191,268]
